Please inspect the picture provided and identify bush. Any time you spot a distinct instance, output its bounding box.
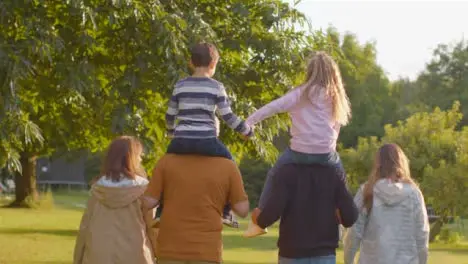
[240,158,270,207]
[437,228,462,244]
[24,189,55,210]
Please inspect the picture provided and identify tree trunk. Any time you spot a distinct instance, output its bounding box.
[9,152,38,207]
[429,219,444,242]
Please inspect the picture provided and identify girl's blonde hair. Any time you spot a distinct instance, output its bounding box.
[100,136,146,182]
[303,51,351,125]
[363,143,417,212]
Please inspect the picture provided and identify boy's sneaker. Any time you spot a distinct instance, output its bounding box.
[222,213,240,228]
[243,208,267,238]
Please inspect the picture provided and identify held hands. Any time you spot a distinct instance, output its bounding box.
[243,207,267,238]
[241,125,255,141]
[251,208,262,225]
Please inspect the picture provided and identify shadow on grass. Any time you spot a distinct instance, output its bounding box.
[0,227,77,237]
[223,233,278,251]
[430,246,468,255]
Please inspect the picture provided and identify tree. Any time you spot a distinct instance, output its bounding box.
[414,40,468,125]
[342,102,468,241]
[322,29,396,147]
[1,0,315,206]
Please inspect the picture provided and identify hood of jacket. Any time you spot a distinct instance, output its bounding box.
[91,184,147,209]
[373,178,413,206]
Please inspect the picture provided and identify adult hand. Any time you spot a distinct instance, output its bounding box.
[242,126,255,140]
[251,208,262,225]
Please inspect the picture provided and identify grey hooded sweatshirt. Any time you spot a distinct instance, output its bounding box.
[344,179,429,264]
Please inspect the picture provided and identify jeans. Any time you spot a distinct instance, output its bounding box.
[279,255,336,264]
[159,137,232,218]
[167,137,233,160]
[258,148,345,208]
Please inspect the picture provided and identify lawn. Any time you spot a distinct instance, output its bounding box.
[0,193,468,264]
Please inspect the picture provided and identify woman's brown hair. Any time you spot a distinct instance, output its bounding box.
[100,136,146,182]
[363,143,417,212]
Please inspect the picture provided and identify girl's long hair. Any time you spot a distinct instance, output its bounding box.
[99,136,146,182]
[363,143,418,212]
[302,51,351,125]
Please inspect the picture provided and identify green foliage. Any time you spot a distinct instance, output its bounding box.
[239,158,270,206]
[1,0,322,204]
[323,29,395,147]
[437,228,462,244]
[341,136,380,191]
[0,112,44,173]
[342,102,468,224]
[0,0,317,173]
[415,41,468,125]
[382,102,461,182]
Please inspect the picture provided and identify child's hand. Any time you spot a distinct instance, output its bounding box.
[242,126,255,140]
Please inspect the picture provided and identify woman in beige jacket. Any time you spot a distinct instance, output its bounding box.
[74,136,156,264]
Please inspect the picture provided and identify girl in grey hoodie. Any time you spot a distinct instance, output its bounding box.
[344,143,429,264]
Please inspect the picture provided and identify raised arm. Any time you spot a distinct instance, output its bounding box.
[216,85,252,137]
[413,189,429,264]
[343,186,366,264]
[246,86,302,126]
[165,88,179,136]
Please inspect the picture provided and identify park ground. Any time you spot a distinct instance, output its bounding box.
[1,192,468,264]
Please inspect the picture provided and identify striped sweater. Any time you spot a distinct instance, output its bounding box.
[165,77,252,139]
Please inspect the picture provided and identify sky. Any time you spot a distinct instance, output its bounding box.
[294,0,468,80]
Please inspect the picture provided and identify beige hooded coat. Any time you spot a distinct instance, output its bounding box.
[73,183,156,264]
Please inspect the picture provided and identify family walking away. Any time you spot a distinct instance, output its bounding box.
[73,42,430,264]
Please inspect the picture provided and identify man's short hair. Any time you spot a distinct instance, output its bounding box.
[190,43,219,67]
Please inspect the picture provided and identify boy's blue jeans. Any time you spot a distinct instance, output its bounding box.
[258,148,345,208]
[157,137,232,218]
[279,255,336,264]
[167,137,232,160]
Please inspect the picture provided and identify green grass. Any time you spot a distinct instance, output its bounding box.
[0,193,468,264]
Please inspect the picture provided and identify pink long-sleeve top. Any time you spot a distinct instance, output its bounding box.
[246,85,340,154]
